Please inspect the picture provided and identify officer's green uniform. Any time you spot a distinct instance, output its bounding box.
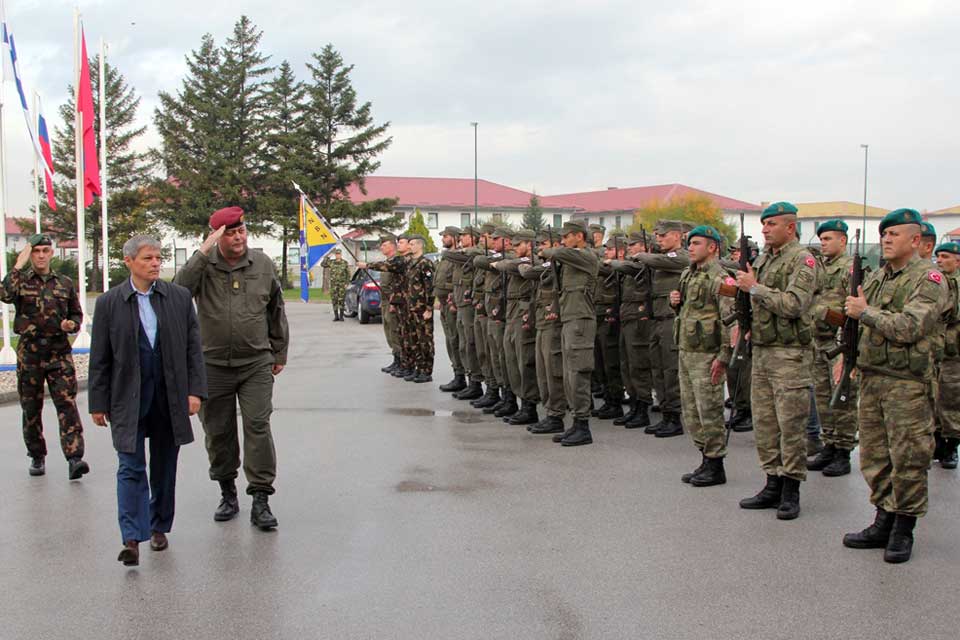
[321,253,351,319]
[444,229,483,386]
[174,244,289,495]
[595,234,625,414]
[496,229,540,412]
[935,242,960,468]
[475,231,514,397]
[520,240,565,422]
[434,228,463,378]
[0,235,85,469]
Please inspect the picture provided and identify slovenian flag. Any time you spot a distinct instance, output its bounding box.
[36,97,56,210]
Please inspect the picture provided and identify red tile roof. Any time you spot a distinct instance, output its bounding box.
[541,184,760,213]
[5,217,33,235]
[347,176,545,209]
[58,239,79,248]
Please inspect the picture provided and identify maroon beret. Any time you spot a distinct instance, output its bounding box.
[209,206,245,230]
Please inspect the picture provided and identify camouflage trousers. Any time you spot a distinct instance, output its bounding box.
[726,350,752,412]
[16,343,83,460]
[751,346,812,481]
[859,373,935,517]
[678,350,727,458]
[504,315,539,403]
[813,340,858,450]
[397,303,416,371]
[456,304,480,379]
[650,316,681,412]
[330,283,346,313]
[475,311,492,384]
[561,317,596,419]
[383,305,400,358]
[620,318,653,405]
[439,299,463,375]
[938,359,960,439]
[487,319,508,390]
[411,309,435,375]
[596,316,623,400]
[536,322,565,417]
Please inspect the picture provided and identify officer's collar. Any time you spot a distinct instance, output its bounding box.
[767,238,799,257]
[884,255,919,276]
[211,246,252,271]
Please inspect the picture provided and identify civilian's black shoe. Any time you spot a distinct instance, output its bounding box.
[439,374,467,392]
[214,480,240,522]
[884,514,917,564]
[29,456,45,477]
[118,541,139,566]
[251,492,278,530]
[67,457,90,480]
[843,508,894,549]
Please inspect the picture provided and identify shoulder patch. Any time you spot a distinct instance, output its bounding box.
[804,256,816,268]
[724,276,736,286]
[667,251,678,257]
[929,270,943,284]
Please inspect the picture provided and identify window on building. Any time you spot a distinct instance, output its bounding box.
[615,215,622,230]
[461,212,471,227]
[553,214,562,228]
[599,216,606,228]
[492,213,503,222]
[427,212,439,229]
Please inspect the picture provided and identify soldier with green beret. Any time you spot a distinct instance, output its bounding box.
[671,225,733,485]
[2,234,88,479]
[592,232,627,420]
[732,201,816,520]
[541,219,600,446]
[919,221,937,261]
[436,227,466,392]
[934,241,960,470]
[807,218,859,476]
[474,227,516,415]
[839,207,944,562]
[631,219,690,437]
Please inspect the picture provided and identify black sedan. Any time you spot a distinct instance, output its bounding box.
[344,269,382,323]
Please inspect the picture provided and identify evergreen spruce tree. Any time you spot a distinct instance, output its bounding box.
[522,193,545,233]
[404,209,437,253]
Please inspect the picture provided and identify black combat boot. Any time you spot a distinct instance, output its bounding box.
[597,398,624,420]
[560,418,593,447]
[483,393,507,415]
[494,390,519,418]
[403,371,418,382]
[807,435,824,456]
[807,443,836,471]
[654,413,684,438]
[381,357,398,374]
[413,372,432,383]
[391,367,411,378]
[932,432,945,461]
[728,409,753,432]
[439,374,467,392]
[776,477,801,520]
[690,457,727,487]
[682,452,706,484]
[941,438,959,470]
[214,480,240,522]
[644,412,664,434]
[67,457,90,480]
[508,401,539,426]
[739,475,783,510]
[473,386,501,409]
[454,379,484,401]
[822,448,852,477]
[29,456,45,477]
[843,507,894,549]
[251,492,278,530]
[553,421,577,443]
[625,403,651,430]
[884,514,917,564]
[614,402,637,426]
[530,415,565,435]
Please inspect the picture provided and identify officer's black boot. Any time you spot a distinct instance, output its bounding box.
[214,480,240,522]
[654,412,684,438]
[560,418,593,447]
[941,438,959,469]
[807,443,836,471]
[250,492,278,530]
[552,421,577,443]
[530,415,565,435]
[67,457,90,480]
[494,390,518,417]
[682,452,706,484]
[597,397,624,420]
[454,378,484,401]
[403,371,418,382]
[729,409,753,432]
[625,402,651,430]
[508,400,539,426]
[823,448,852,476]
[473,386,500,409]
[739,475,783,510]
[413,372,432,383]
[644,411,665,434]
[440,374,467,392]
[776,477,801,520]
[28,455,45,477]
[483,391,508,415]
[884,514,917,564]
[690,457,727,487]
[614,401,637,426]
[843,507,894,549]
[381,357,398,374]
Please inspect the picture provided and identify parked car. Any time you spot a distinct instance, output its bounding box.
[344,269,382,324]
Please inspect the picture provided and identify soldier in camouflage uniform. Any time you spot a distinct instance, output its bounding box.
[807,219,859,476]
[362,235,414,377]
[541,220,600,446]
[841,208,944,563]
[475,229,516,416]
[733,202,817,521]
[376,234,402,374]
[593,233,626,420]
[404,235,435,382]
[1,235,88,479]
[672,226,733,487]
[435,227,466,392]
[321,248,351,321]
[934,242,960,469]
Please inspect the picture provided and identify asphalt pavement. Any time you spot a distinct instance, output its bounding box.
[2,303,958,640]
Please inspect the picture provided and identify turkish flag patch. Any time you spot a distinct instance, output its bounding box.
[804,256,816,268]
[929,270,943,284]
[724,276,736,286]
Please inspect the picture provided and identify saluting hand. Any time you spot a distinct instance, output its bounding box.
[14,244,32,270]
[735,263,757,292]
[844,286,867,319]
[200,225,226,255]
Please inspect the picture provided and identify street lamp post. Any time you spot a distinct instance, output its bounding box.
[860,144,868,252]
[471,122,478,226]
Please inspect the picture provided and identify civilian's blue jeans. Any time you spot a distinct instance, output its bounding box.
[117,410,179,543]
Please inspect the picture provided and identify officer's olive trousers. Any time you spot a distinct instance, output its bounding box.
[505,316,539,403]
[561,317,596,419]
[536,323,566,417]
[650,316,681,412]
[201,361,277,495]
[440,301,463,375]
[456,304,479,379]
[487,319,507,390]
[475,312,492,384]
[596,316,623,400]
[620,318,653,405]
[382,307,400,358]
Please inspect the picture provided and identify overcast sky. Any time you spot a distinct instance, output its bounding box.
[3,0,959,219]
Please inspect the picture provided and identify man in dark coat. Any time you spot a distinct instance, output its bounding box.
[89,235,207,567]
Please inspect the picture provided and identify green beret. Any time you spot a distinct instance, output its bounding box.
[561,220,588,236]
[816,219,848,236]
[479,222,497,235]
[441,226,462,237]
[935,242,960,255]
[654,219,684,234]
[878,208,923,234]
[761,201,799,221]
[28,234,52,247]
[513,228,536,243]
[686,225,723,246]
[921,221,937,238]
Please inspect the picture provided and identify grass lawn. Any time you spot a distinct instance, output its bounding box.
[282,288,330,302]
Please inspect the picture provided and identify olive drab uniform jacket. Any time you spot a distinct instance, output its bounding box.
[433,250,456,303]
[810,253,854,342]
[610,258,652,322]
[541,247,600,320]
[474,251,514,322]
[748,239,817,348]
[675,259,734,364]
[859,257,946,381]
[634,249,690,321]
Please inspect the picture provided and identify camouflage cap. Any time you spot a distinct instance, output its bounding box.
[513,228,536,243]
[441,225,462,237]
[491,226,512,239]
[28,233,53,247]
[760,201,799,221]
[654,219,684,234]
[935,242,960,255]
[816,219,849,236]
[879,208,923,234]
[561,219,588,237]
[921,221,937,238]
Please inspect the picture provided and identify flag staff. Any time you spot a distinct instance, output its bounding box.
[99,37,108,292]
[32,91,40,233]
[0,41,14,363]
[72,9,90,348]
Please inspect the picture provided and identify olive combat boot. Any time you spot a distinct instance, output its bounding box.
[251,492,278,530]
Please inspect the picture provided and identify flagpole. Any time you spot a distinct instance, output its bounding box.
[98,37,108,292]
[72,10,90,349]
[0,47,14,363]
[32,91,40,233]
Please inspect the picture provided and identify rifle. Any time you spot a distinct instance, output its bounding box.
[719,213,752,439]
[639,225,655,319]
[826,228,863,408]
[548,225,562,322]
[612,234,622,324]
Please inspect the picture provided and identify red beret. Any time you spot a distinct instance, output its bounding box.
[209,206,245,230]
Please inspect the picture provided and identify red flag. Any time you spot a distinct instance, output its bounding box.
[77,28,100,207]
